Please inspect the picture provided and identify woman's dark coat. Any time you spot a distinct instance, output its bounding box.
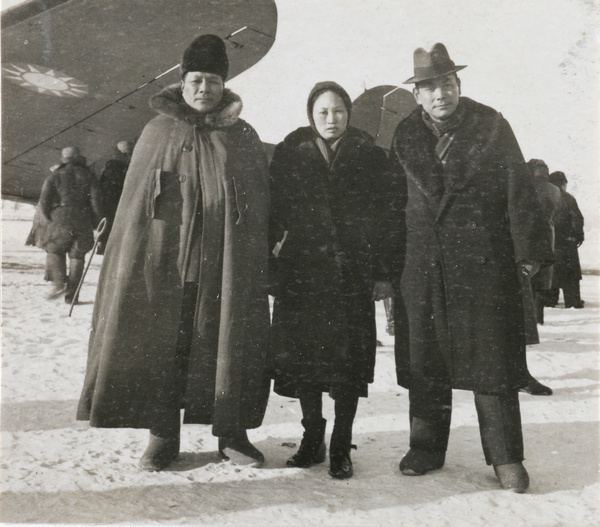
[268,126,398,397]
[77,86,271,436]
[27,161,102,256]
[391,97,553,392]
[551,190,584,286]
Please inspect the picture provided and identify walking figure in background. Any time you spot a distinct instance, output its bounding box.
[77,35,271,471]
[390,44,552,492]
[269,82,397,479]
[26,146,103,304]
[97,140,133,254]
[547,171,585,308]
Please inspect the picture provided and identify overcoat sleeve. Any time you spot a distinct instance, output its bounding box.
[355,145,397,283]
[388,136,411,389]
[499,118,553,265]
[38,175,56,221]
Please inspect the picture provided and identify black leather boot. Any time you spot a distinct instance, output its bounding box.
[139,431,180,472]
[286,418,327,468]
[328,421,355,479]
[328,443,355,479]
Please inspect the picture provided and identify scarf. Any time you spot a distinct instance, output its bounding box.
[315,133,344,168]
[422,101,466,162]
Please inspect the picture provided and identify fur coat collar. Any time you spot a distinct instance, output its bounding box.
[150,83,243,129]
[394,97,504,197]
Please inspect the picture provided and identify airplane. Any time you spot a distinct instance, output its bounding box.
[1,0,415,205]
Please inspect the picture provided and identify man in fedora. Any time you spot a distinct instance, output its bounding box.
[390,43,552,492]
[77,35,271,471]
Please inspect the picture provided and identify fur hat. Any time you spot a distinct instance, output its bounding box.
[307,81,352,130]
[549,171,568,186]
[180,34,229,80]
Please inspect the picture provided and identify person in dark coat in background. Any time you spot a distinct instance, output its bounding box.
[77,35,271,471]
[517,159,561,397]
[547,171,585,308]
[269,81,398,479]
[527,159,561,325]
[390,44,552,492]
[26,146,103,304]
[97,140,133,255]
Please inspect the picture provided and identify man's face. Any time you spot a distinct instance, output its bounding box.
[181,72,224,113]
[414,74,461,121]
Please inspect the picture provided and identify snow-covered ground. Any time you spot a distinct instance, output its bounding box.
[1,202,599,526]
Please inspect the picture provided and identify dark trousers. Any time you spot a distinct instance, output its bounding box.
[408,376,524,466]
[299,386,359,451]
[549,278,582,308]
[151,283,198,438]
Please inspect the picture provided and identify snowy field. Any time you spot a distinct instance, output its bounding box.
[1,202,599,526]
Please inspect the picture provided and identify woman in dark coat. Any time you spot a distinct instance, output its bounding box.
[269,81,396,479]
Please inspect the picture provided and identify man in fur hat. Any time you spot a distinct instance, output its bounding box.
[390,43,552,492]
[77,35,271,471]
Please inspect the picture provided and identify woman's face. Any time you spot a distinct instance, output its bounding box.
[312,91,348,141]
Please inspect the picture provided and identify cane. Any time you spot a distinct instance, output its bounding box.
[68,217,107,317]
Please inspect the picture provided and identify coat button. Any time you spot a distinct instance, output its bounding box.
[468,221,477,229]
[476,256,486,265]
[429,259,438,268]
[178,173,186,182]
[182,144,192,152]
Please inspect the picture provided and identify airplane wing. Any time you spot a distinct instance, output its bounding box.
[351,85,417,151]
[1,0,277,204]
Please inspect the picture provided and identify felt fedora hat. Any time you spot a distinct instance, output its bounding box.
[404,43,466,84]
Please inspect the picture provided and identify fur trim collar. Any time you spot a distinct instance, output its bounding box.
[150,84,242,129]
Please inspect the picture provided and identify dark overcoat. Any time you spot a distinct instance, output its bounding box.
[269,126,398,396]
[97,151,131,254]
[531,178,561,290]
[27,162,102,256]
[552,190,584,286]
[391,97,552,392]
[77,86,271,436]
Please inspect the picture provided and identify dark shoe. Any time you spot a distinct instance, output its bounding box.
[139,432,180,472]
[286,418,327,468]
[219,432,265,466]
[328,446,355,479]
[494,462,529,493]
[399,448,445,476]
[520,377,553,396]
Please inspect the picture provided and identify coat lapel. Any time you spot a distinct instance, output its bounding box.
[434,99,504,222]
[395,111,445,219]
